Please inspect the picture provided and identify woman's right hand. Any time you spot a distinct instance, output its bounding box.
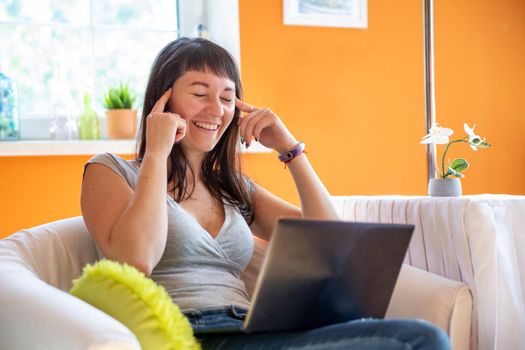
[145,88,187,158]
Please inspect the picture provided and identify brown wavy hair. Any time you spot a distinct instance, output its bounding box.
[137,37,253,223]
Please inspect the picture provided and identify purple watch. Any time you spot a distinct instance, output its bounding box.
[278,141,305,163]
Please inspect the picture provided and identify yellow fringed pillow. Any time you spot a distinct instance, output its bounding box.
[70,259,201,350]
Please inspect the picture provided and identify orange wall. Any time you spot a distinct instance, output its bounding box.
[1,0,524,237]
[0,154,135,237]
[239,0,525,197]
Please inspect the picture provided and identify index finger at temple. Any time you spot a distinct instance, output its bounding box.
[235,98,255,113]
[152,88,172,113]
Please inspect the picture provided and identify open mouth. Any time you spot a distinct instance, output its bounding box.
[193,121,220,131]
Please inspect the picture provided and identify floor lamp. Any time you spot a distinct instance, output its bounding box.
[424,0,437,181]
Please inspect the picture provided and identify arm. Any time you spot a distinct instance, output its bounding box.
[286,152,339,220]
[81,88,186,275]
[237,100,339,241]
[81,155,168,275]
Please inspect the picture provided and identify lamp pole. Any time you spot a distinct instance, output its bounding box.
[423,0,437,181]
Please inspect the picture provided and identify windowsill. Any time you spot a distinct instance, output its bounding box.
[0,139,272,157]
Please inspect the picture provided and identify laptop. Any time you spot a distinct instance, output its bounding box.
[203,218,414,333]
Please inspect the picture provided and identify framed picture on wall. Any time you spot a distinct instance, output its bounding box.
[283,0,367,29]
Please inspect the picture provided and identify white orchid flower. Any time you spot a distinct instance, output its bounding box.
[464,123,484,151]
[420,123,454,145]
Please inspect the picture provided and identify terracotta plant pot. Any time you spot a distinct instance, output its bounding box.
[428,178,462,197]
[106,109,137,139]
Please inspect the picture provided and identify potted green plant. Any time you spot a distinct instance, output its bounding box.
[102,83,138,139]
[421,122,492,196]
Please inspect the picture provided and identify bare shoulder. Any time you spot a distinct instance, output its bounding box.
[81,162,133,248]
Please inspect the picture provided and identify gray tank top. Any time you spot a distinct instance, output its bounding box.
[85,153,254,311]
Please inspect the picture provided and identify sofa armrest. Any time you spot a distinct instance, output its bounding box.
[387,264,472,350]
[0,271,140,350]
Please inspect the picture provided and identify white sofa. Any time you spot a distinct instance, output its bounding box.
[0,216,472,350]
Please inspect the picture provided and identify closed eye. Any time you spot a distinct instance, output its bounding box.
[192,93,233,103]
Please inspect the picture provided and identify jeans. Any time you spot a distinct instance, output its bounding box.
[184,306,451,350]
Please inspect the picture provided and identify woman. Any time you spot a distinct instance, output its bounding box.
[81,37,449,349]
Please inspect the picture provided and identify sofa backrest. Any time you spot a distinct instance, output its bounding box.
[0,216,269,295]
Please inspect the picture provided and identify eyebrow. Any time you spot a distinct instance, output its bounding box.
[188,81,235,92]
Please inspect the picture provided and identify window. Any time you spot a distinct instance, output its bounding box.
[0,0,179,139]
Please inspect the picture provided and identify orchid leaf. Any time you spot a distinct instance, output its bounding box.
[449,158,469,172]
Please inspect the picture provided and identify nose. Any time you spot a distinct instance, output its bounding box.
[205,97,224,117]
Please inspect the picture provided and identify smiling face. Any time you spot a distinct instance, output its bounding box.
[168,69,236,155]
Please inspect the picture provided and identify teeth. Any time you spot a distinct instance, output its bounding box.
[194,121,219,130]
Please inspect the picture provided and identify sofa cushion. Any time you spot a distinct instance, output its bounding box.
[70,259,201,350]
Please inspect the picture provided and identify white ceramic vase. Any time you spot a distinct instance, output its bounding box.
[428,178,462,197]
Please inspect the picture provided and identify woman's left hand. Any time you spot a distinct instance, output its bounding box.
[236,99,298,153]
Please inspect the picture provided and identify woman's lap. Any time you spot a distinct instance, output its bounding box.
[184,306,451,350]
